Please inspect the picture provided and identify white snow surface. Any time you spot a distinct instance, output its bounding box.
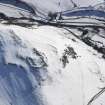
[0,2,34,18]
[0,24,105,105]
[20,0,74,14]
[0,0,104,20]
[20,0,103,13]
[73,0,103,7]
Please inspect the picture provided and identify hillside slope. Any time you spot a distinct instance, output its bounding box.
[0,24,105,105]
[0,0,103,18]
[0,0,105,105]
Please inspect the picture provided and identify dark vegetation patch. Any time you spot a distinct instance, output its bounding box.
[60,46,77,68]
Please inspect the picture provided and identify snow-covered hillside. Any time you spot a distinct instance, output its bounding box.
[19,0,104,13]
[0,24,105,105]
[0,0,75,17]
[0,0,105,105]
[94,2,105,12]
[0,0,104,21]
[0,3,33,18]
[0,0,104,18]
